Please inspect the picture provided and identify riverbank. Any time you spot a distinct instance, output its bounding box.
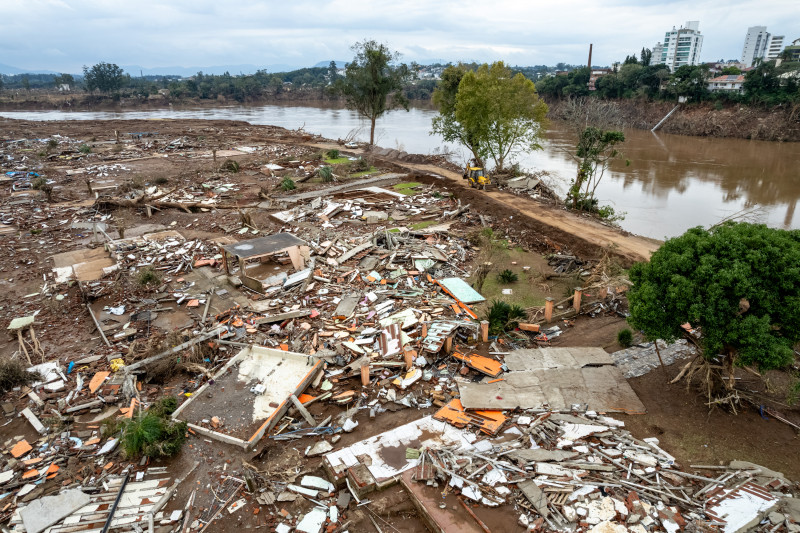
[546,97,800,142]
[4,91,798,142]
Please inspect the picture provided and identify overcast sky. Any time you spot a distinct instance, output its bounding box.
[1,0,798,73]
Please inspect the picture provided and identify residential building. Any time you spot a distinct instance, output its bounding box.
[652,42,664,64]
[783,38,800,62]
[655,21,704,72]
[741,26,785,67]
[707,74,745,93]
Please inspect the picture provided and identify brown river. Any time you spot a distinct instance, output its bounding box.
[2,103,798,239]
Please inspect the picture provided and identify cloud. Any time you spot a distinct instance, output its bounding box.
[0,0,798,72]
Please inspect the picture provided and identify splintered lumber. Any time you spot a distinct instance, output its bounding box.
[290,394,317,426]
[254,309,311,325]
[86,304,112,347]
[124,326,225,372]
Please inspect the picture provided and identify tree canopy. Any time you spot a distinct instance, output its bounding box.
[568,127,625,211]
[628,223,800,388]
[335,40,410,145]
[431,61,548,170]
[83,62,126,93]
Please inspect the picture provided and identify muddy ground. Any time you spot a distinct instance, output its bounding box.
[1,117,798,533]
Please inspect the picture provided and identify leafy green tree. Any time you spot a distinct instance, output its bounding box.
[640,48,652,66]
[628,223,800,394]
[624,55,639,65]
[83,62,126,93]
[433,61,548,170]
[21,75,30,91]
[568,127,625,210]
[430,64,483,163]
[720,66,741,75]
[666,64,710,101]
[53,73,75,88]
[327,60,339,84]
[335,40,410,145]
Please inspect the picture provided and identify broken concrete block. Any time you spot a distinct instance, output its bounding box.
[19,488,91,533]
[306,440,333,457]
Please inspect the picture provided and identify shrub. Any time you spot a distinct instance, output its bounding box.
[617,328,633,348]
[484,300,527,335]
[281,177,296,191]
[319,166,334,183]
[136,267,161,286]
[119,397,186,458]
[326,148,340,159]
[152,176,169,185]
[0,359,41,394]
[47,139,58,149]
[351,157,370,172]
[78,144,91,154]
[31,177,48,190]
[222,160,240,173]
[497,269,518,284]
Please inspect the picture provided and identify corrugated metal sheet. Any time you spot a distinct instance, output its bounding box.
[438,278,485,304]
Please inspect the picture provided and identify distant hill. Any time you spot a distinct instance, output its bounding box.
[0,63,60,75]
[121,63,301,77]
[313,60,347,69]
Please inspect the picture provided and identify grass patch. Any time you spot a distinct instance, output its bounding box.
[393,182,422,195]
[281,176,296,191]
[324,157,350,165]
[117,397,187,459]
[617,328,634,348]
[409,220,437,231]
[349,166,378,178]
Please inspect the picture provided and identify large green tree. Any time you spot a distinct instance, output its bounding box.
[335,40,410,145]
[83,62,126,93]
[432,61,548,170]
[430,64,483,163]
[568,127,625,210]
[628,223,800,393]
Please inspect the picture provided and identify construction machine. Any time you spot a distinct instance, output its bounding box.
[463,162,490,190]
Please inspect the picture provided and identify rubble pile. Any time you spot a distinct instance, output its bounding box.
[1,119,797,533]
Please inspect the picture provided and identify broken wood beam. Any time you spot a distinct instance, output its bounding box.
[124,326,225,373]
[86,304,112,347]
[289,394,316,427]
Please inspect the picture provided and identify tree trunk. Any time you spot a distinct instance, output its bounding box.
[724,348,736,390]
[369,116,376,146]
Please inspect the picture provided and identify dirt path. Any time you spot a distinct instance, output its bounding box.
[402,162,661,264]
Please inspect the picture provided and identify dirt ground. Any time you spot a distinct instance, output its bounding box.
[2,116,799,533]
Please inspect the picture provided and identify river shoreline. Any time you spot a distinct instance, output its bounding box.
[1,92,797,142]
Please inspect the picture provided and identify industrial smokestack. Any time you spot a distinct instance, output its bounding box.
[588,44,593,70]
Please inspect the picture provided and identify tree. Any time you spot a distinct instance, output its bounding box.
[628,223,800,398]
[667,64,710,101]
[53,73,75,88]
[327,60,339,84]
[432,61,548,170]
[21,75,30,91]
[335,40,410,145]
[640,47,652,66]
[430,64,483,162]
[83,62,126,93]
[720,66,741,75]
[567,127,625,210]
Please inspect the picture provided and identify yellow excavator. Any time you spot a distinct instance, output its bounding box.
[463,162,490,190]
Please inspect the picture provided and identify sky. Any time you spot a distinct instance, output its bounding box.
[1,0,798,73]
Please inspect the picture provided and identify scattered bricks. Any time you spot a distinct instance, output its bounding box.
[625,491,640,511]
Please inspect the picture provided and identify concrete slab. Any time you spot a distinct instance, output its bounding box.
[173,345,321,450]
[19,488,91,533]
[458,347,646,414]
[323,416,473,486]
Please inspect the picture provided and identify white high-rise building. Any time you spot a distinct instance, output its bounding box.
[741,26,784,67]
[655,21,704,72]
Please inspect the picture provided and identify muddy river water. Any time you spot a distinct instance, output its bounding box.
[2,103,798,239]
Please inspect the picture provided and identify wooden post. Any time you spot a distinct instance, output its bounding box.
[403,350,414,370]
[480,320,489,343]
[444,336,453,354]
[573,287,583,313]
[17,330,32,365]
[544,297,555,323]
[360,364,370,387]
[654,339,668,378]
